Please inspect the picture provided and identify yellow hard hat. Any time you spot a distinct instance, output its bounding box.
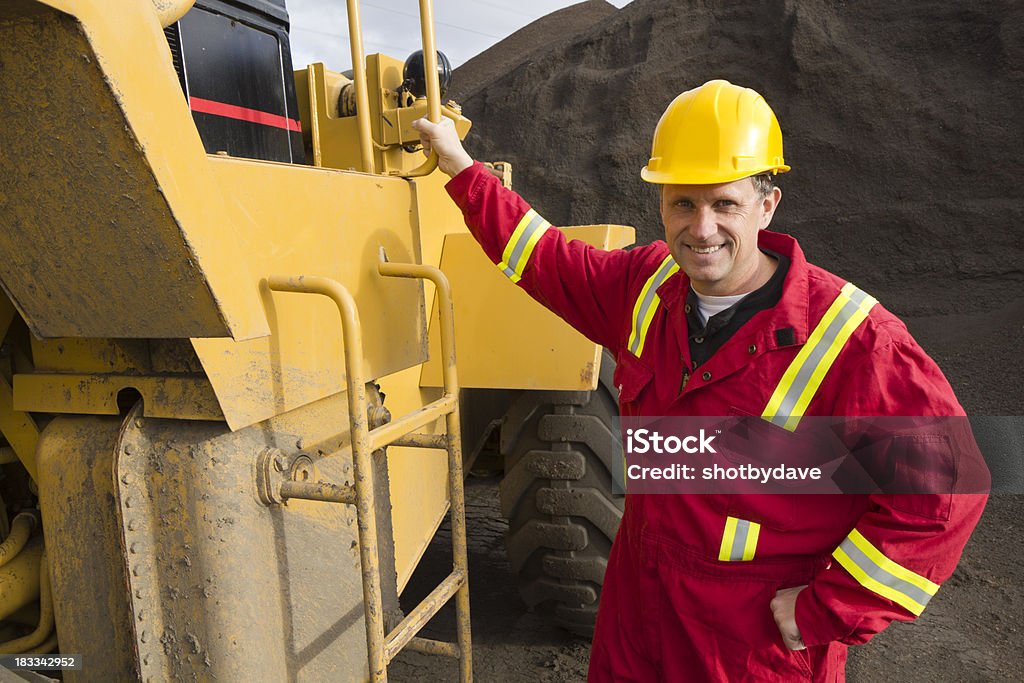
[641,79,791,185]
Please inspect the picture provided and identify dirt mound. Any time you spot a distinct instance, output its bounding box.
[449,1,618,101]
[455,0,1024,405]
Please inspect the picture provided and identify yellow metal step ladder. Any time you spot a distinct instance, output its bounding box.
[266,255,472,682]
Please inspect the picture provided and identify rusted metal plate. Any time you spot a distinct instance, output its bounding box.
[35,415,139,682]
[35,396,393,681]
[115,397,372,682]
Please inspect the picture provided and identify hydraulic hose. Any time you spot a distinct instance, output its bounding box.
[0,513,37,568]
[0,549,53,654]
[27,632,57,655]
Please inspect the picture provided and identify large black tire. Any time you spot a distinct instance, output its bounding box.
[498,350,622,637]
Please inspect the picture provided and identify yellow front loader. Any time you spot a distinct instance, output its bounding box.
[0,0,632,679]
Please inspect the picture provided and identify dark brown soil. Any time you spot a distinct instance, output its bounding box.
[395,1,1024,680]
[459,0,1024,343]
[449,1,618,102]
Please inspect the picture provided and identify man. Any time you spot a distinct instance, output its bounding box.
[413,80,986,681]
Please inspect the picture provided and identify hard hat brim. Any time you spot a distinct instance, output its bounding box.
[640,164,791,185]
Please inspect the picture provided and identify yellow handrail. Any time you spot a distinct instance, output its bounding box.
[345,0,376,173]
[343,0,441,176]
[266,275,386,676]
[377,256,472,681]
[266,265,473,681]
[403,0,443,178]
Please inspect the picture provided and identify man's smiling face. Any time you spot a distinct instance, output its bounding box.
[660,178,782,296]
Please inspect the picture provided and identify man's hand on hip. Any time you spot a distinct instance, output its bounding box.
[411,117,474,177]
[771,585,808,650]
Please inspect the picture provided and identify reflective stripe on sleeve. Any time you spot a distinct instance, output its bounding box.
[498,209,552,284]
[762,282,877,431]
[718,516,761,562]
[627,255,680,357]
[832,528,939,616]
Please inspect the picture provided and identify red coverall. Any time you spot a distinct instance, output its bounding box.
[445,163,988,682]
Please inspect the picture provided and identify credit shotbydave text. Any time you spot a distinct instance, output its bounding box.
[625,428,822,482]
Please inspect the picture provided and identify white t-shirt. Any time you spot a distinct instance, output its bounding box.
[693,290,750,326]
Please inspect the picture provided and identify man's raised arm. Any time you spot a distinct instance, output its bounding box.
[412,117,658,353]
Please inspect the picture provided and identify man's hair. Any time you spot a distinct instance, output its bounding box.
[656,173,777,201]
[751,172,775,199]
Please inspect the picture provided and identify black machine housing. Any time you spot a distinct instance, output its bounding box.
[164,0,306,164]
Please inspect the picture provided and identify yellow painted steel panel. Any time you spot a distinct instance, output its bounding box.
[420,225,635,390]
[375,365,450,592]
[0,373,40,481]
[295,58,471,176]
[0,0,267,339]
[192,158,427,431]
[29,338,151,374]
[13,374,223,421]
[412,170,473,276]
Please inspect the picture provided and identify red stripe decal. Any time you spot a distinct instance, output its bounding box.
[189,96,302,132]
